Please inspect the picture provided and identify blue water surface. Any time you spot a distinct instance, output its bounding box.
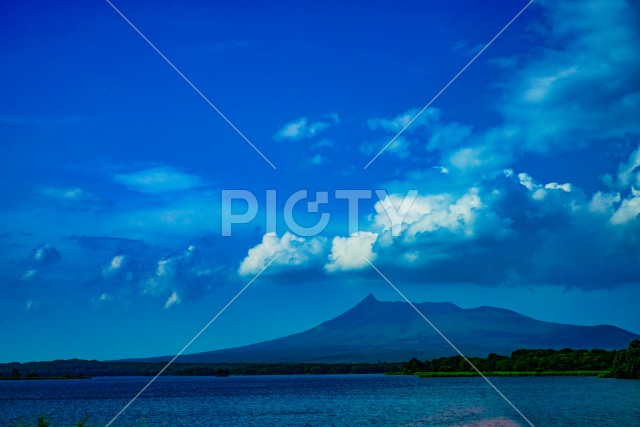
[1,375,639,426]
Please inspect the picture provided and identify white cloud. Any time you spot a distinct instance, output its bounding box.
[497,0,640,153]
[311,154,324,165]
[325,232,378,273]
[426,122,473,151]
[274,114,339,141]
[360,136,410,159]
[617,145,640,188]
[143,245,197,296]
[40,187,94,201]
[378,0,640,175]
[366,107,472,161]
[132,244,226,306]
[611,188,640,225]
[238,232,326,276]
[164,291,181,309]
[544,182,572,192]
[432,166,449,174]
[375,190,482,239]
[102,255,126,277]
[517,172,573,200]
[589,192,621,214]
[113,167,203,194]
[522,66,578,102]
[367,108,439,133]
[518,173,536,191]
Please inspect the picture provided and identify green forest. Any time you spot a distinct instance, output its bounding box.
[400,340,640,379]
[1,340,638,380]
[0,359,404,379]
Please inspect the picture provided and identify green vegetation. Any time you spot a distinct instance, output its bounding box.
[0,359,404,379]
[608,339,640,379]
[397,340,640,379]
[2,340,637,380]
[416,371,607,378]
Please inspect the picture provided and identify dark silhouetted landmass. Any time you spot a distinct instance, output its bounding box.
[131,294,640,364]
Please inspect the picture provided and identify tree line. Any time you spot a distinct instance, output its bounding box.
[401,340,639,379]
[1,340,637,379]
[0,359,404,379]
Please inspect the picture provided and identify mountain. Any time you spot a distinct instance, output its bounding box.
[137,294,640,363]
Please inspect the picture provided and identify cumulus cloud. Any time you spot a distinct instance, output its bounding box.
[274,114,339,141]
[113,166,203,194]
[235,135,639,287]
[374,190,483,241]
[363,161,640,288]
[325,232,378,273]
[238,232,326,276]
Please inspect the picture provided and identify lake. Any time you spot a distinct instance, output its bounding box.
[1,375,639,426]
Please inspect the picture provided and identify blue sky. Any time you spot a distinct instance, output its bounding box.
[1,0,639,362]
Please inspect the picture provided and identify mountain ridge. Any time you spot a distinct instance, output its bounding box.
[128,294,639,363]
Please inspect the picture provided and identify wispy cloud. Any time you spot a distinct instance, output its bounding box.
[40,187,94,201]
[360,136,410,159]
[164,291,181,309]
[367,108,439,133]
[274,114,339,141]
[113,167,204,194]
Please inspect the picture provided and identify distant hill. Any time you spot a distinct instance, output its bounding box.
[133,294,640,363]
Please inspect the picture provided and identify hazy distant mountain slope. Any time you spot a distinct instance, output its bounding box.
[139,294,639,363]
